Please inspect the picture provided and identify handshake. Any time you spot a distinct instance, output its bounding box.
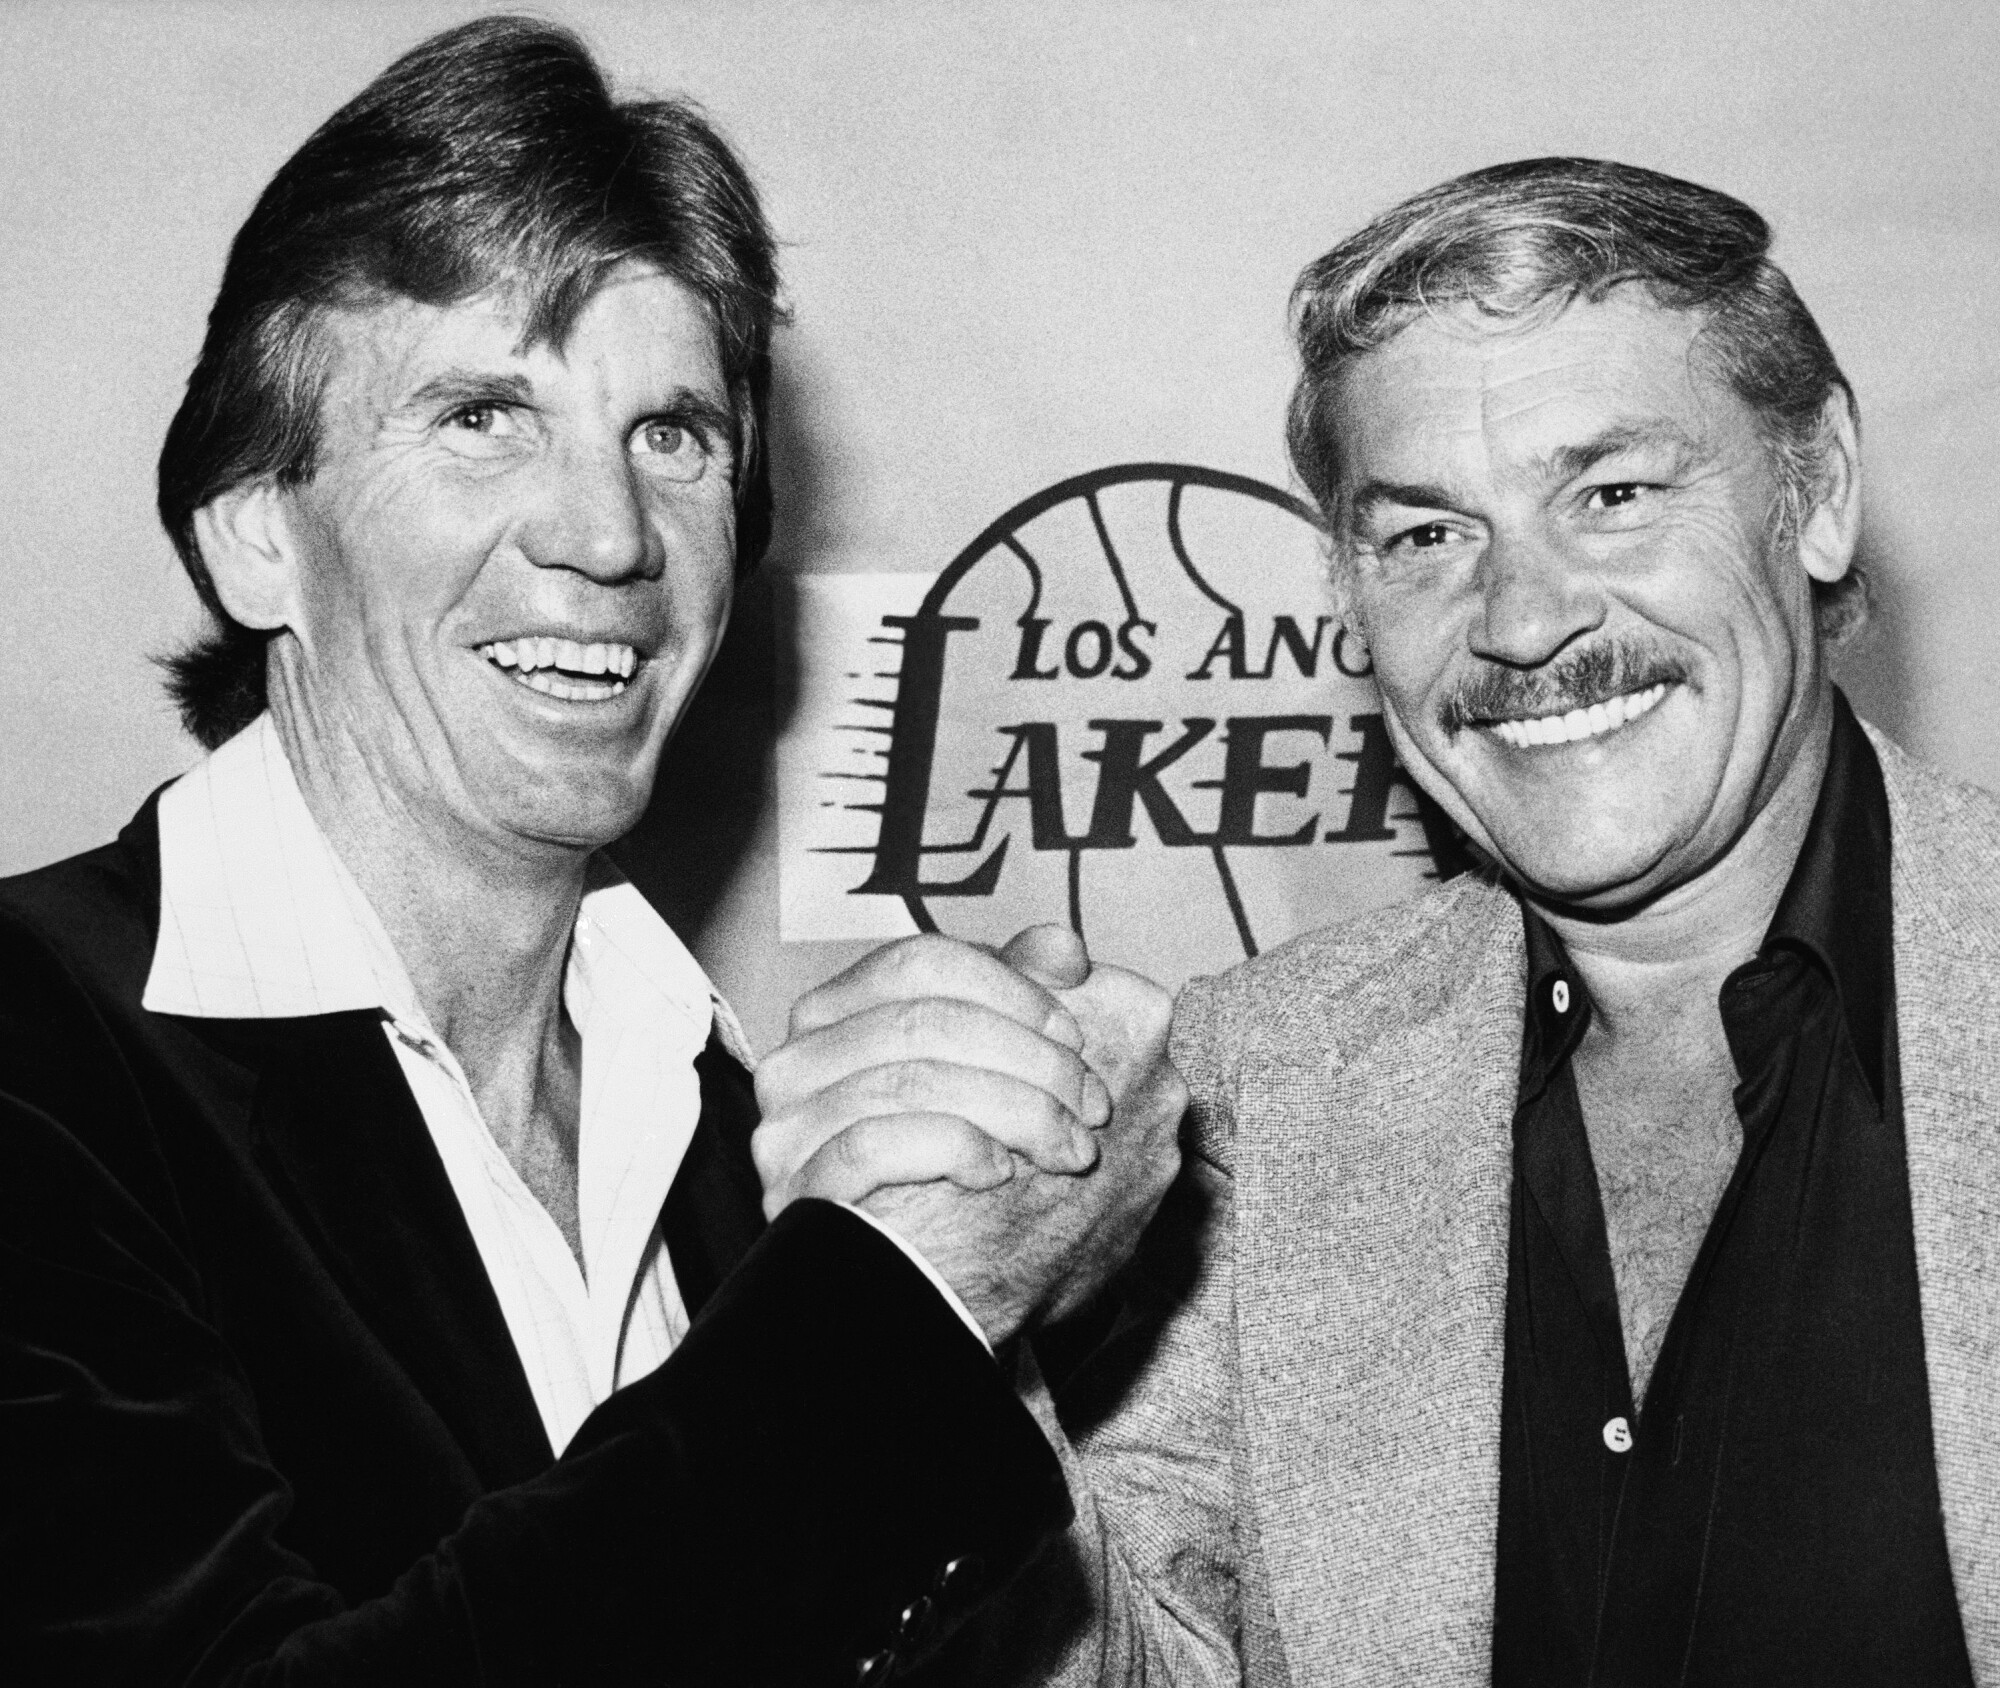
[752,925,1190,1347]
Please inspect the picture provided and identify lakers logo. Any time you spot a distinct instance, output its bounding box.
[794,464,1457,986]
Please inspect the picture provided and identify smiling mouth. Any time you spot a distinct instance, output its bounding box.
[476,637,639,703]
[1486,681,1672,749]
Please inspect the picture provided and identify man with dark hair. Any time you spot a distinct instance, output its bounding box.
[0,17,1184,1684]
[923,157,2000,1685]
[153,13,784,752]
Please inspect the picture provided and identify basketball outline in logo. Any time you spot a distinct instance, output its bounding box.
[824,462,1466,962]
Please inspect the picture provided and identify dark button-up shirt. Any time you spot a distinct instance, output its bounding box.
[1491,693,1972,1686]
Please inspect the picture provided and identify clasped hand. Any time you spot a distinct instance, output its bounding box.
[752,927,1186,1347]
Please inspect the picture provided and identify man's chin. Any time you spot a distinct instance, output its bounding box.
[487,770,657,858]
[1476,817,1687,914]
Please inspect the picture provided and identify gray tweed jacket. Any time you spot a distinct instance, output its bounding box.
[1028,727,2000,1687]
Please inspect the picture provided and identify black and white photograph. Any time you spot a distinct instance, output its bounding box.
[4,2,1998,1682]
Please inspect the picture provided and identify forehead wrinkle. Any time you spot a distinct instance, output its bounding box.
[322,278,730,451]
[1334,295,1721,519]
[1471,344,1599,454]
[1465,327,1718,501]
[1527,420,1710,488]
[316,294,534,440]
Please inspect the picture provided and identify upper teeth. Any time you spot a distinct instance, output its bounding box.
[1490,682,1669,749]
[478,637,638,678]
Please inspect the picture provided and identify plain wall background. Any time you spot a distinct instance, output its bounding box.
[5,0,1997,1043]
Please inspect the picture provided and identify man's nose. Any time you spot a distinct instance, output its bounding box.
[1467,528,1605,668]
[519,440,664,584]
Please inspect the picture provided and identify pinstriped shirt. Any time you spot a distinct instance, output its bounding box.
[142,714,754,1456]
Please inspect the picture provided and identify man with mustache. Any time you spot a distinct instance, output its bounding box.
[939,158,2000,1685]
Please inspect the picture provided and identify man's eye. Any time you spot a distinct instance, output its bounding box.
[1392,522,1455,551]
[1585,482,1644,510]
[438,402,528,446]
[631,417,713,482]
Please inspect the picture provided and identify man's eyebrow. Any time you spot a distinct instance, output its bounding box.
[1534,421,1706,484]
[1348,423,1711,524]
[403,368,534,410]
[1348,479,1459,522]
[651,387,737,432]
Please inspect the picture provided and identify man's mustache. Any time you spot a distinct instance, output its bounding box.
[1439,639,1689,736]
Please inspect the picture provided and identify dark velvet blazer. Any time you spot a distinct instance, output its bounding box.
[0,799,1069,1686]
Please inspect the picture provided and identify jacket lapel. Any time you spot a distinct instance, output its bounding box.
[188,1010,770,1493]
[1226,731,2000,1684]
[663,1030,768,1320]
[1877,735,2000,1677]
[1234,896,1521,1688]
[131,787,768,1488]
[190,1011,555,1487]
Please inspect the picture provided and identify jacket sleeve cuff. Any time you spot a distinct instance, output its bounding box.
[835,1198,996,1358]
[548,1197,1072,1683]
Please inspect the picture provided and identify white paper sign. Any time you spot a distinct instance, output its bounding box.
[775,573,929,942]
[773,467,1452,989]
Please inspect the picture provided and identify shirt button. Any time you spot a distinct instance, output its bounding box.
[1603,1415,1633,1453]
[1551,978,1571,1014]
[896,1593,934,1645]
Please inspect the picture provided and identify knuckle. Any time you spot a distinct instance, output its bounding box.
[849,1057,958,1122]
[1133,983,1176,1038]
[899,932,957,978]
[933,1115,979,1163]
[920,997,967,1040]
[1051,1047,1092,1102]
[749,1117,804,1182]
[912,996,985,1054]
[1016,1088,1069,1144]
[880,1059,939,1111]
[884,996,940,1044]
[830,1125,869,1173]
[752,1044,801,1103]
[787,980,840,1035]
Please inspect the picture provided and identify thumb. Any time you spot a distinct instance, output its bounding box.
[999,923,1091,992]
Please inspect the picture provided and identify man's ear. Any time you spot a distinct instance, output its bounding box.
[192,481,303,631]
[1796,390,1862,586]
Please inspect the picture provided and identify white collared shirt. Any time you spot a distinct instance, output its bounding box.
[144,715,755,1454]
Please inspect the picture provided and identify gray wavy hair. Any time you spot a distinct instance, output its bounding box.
[1285,157,1864,643]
